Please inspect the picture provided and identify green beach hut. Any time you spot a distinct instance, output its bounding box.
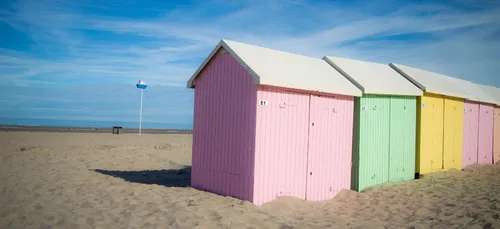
[323,56,423,191]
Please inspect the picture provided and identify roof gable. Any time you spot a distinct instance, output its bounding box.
[186,39,362,97]
[323,56,423,96]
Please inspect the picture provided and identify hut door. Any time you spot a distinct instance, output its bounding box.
[255,89,310,203]
[355,95,391,191]
[388,96,417,182]
[478,104,494,164]
[306,95,352,201]
[494,107,500,164]
[442,97,464,170]
[419,95,444,173]
[463,102,479,167]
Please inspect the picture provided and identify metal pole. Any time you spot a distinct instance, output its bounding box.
[139,89,143,135]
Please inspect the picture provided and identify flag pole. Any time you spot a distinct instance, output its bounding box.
[136,80,147,135]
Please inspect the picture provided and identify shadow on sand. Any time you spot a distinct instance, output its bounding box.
[92,166,191,187]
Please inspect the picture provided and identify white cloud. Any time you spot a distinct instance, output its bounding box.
[0,0,499,125]
[0,0,499,89]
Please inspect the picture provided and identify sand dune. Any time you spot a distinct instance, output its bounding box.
[1,132,499,229]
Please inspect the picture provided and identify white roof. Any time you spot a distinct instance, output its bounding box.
[445,77,497,105]
[389,63,470,99]
[322,56,423,96]
[390,63,496,104]
[477,84,500,106]
[186,39,362,97]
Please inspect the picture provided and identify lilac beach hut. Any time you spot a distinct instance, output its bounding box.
[186,39,362,205]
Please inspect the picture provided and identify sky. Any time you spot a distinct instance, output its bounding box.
[0,0,499,128]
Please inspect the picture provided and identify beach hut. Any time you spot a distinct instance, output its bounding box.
[477,85,500,164]
[186,39,362,205]
[389,63,495,174]
[389,64,467,175]
[446,78,497,166]
[322,56,422,191]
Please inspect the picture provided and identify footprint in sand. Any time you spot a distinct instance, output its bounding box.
[483,222,494,229]
[86,217,95,226]
[98,145,116,150]
[17,146,37,152]
[34,203,43,211]
[79,200,92,209]
[154,143,173,150]
[207,212,223,221]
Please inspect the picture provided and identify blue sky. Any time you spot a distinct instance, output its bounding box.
[0,0,499,128]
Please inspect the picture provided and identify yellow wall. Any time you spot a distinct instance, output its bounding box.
[417,92,444,174]
[443,96,464,170]
[416,93,465,175]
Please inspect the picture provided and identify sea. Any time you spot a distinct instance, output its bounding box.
[0,117,193,130]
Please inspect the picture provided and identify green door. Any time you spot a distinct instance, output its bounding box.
[389,96,417,182]
[352,95,391,191]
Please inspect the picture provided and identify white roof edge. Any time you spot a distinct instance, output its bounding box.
[186,40,362,97]
[445,77,498,105]
[186,39,260,88]
[322,56,423,96]
[474,83,500,105]
[480,84,500,106]
[390,63,499,104]
[388,63,427,91]
[389,62,469,99]
[322,56,365,93]
[186,40,222,88]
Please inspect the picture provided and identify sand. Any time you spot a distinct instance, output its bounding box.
[1,132,500,229]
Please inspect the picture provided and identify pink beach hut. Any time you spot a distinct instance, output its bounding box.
[449,78,497,167]
[186,39,362,205]
[477,84,500,164]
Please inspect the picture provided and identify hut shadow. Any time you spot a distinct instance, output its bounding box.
[91,166,191,187]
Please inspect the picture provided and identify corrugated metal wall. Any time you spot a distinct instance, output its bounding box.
[463,101,479,168]
[191,52,257,201]
[388,96,417,182]
[353,95,390,191]
[306,94,354,201]
[253,88,310,205]
[478,103,494,164]
[494,107,500,164]
[417,93,444,174]
[443,96,464,170]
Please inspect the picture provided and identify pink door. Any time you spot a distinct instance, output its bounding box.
[253,88,310,205]
[494,107,500,164]
[478,104,494,164]
[306,95,353,201]
[463,102,479,167]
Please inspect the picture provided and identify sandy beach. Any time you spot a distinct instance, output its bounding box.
[1,131,499,229]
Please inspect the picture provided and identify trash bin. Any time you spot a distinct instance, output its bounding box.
[112,126,122,134]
